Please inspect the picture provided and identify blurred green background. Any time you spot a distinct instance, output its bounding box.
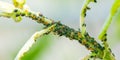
[0,0,120,60]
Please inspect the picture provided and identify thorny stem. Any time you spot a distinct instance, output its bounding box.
[15,24,56,60]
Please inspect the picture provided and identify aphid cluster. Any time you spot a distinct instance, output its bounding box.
[26,12,51,26]
[45,21,104,57]
[13,6,113,59]
[13,9,25,17]
[101,33,107,42]
[94,0,97,3]
[83,6,91,17]
[101,33,115,57]
[51,22,83,40]
[78,32,105,59]
[81,0,97,17]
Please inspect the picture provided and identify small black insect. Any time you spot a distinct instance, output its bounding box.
[14,9,18,12]
[16,14,20,17]
[94,0,97,3]
[82,23,86,27]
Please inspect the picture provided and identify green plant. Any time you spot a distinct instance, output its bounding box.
[0,0,119,60]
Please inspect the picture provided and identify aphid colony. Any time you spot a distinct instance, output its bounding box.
[12,3,107,59]
[14,9,25,16]
[45,21,104,57]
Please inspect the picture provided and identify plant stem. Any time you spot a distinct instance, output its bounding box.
[80,0,96,35]
[80,0,90,35]
[98,15,112,40]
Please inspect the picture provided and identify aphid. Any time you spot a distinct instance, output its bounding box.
[54,27,58,32]
[85,44,89,48]
[38,13,43,16]
[104,38,107,41]
[82,39,87,45]
[32,14,36,19]
[86,6,91,10]
[112,53,115,57]
[90,56,94,58]
[104,33,107,36]
[82,23,86,27]
[101,47,105,50]
[16,14,20,17]
[88,47,94,51]
[78,32,82,38]
[78,40,82,43]
[93,50,98,54]
[88,38,95,43]
[44,31,50,35]
[108,48,112,52]
[72,31,77,39]
[83,8,87,17]
[84,13,87,17]
[66,31,70,37]
[21,13,25,16]
[97,44,103,50]
[37,17,41,21]
[94,0,97,3]
[33,16,37,20]
[14,9,18,12]
[69,32,74,40]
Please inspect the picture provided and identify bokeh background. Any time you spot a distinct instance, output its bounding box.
[0,0,120,60]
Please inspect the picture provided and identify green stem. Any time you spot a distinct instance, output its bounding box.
[98,15,112,40]
[80,0,96,35]
[80,0,90,35]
